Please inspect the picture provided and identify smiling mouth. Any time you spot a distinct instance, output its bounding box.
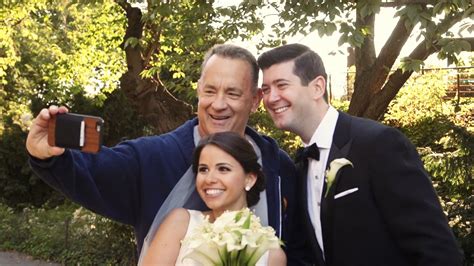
[210,114,230,120]
[205,188,224,196]
[273,106,289,114]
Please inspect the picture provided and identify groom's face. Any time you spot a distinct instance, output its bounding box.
[261,60,316,135]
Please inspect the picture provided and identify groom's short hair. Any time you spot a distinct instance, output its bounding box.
[257,43,328,102]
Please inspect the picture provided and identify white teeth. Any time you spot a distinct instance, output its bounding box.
[274,106,288,114]
[210,115,230,120]
[206,189,224,195]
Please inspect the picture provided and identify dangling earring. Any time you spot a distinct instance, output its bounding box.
[245,185,251,191]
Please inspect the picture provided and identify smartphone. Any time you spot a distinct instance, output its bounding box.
[47,113,104,153]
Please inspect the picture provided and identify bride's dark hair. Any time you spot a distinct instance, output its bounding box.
[192,131,265,207]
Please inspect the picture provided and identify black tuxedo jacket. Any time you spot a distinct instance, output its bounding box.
[296,112,463,266]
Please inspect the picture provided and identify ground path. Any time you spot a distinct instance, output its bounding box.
[0,251,60,266]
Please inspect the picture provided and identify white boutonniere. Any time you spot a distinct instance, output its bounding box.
[324,158,353,198]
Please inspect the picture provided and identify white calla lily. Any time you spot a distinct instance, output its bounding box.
[181,208,281,265]
[325,158,353,198]
[182,240,224,264]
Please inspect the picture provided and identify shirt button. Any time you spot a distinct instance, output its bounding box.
[315,175,319,179]
[317,202,321,206]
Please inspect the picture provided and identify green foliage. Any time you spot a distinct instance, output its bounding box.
[0,0,127,208]
[1,0,125,109]
[135,1,265,104]
[101,88,150,145]
[385,70,473,264]
[330,98,350,113]
[419,118,473,264]
[399,57,425,73]
[438,38,473,65]
[249,0,469,53]
[0,122,56,209]
[138,1,217,102]
[0,90,115,208]
[0,202,136,265]
[385,70,451,142]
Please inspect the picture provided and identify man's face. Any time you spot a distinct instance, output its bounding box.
[261,60,316,134]
[197,55,260,137]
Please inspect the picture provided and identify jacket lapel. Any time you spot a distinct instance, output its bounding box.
[321,112,353,265]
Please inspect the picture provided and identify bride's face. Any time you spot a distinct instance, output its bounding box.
[195,145,255,215]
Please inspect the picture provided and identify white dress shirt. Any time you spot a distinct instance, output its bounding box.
[305,106,339,255]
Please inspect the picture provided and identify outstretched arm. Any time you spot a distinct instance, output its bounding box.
[141,208,190,265]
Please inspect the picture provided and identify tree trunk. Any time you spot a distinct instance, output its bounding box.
[348,4,376,117]
[116,1,192,135]
[348,6,470,121]
[363,36,474,120]
[349,3,414,118]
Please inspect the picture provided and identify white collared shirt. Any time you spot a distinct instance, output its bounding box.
[305,106,339,254]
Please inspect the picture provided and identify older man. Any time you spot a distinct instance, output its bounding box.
[27,44,298,262]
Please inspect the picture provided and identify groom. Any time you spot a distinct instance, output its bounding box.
[258,43,463,266]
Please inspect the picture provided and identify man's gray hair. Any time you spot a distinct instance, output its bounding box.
[201,44,259,94]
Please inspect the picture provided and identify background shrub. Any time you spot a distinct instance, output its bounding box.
[0,202,137,265]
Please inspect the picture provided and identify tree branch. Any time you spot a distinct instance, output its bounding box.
[143,16,165,68]
[362,10,467,119]
[380,0,433,7]
[355,4,376,80]
[115,0,144,77]
[370,14,415,91]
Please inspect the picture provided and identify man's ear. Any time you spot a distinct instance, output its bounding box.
[196,79,202,96]
[251,89,263,113]
[309,76,326,100]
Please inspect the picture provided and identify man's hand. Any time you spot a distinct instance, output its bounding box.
[26,105,68,160]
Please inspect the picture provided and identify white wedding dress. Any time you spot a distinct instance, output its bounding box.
[175,210,269,266]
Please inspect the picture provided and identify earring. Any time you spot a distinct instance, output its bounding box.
[245,186,251,191]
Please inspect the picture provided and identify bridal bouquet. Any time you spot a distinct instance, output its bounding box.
[181,208,281,265]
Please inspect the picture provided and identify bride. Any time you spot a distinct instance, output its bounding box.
[141,132,286,265]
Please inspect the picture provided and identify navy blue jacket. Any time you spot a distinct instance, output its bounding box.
[29,118,297,255]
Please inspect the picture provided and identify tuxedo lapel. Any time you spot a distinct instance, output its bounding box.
[327,112,353,164]
[321,112,353,265]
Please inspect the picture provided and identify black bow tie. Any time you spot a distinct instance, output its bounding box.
[295,143,320,163]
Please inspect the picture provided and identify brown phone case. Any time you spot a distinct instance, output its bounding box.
[48,113,103,153]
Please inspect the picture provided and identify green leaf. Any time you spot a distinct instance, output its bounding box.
[399,57,424,73]
[242,212,251,229]
[326,22,337,34]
